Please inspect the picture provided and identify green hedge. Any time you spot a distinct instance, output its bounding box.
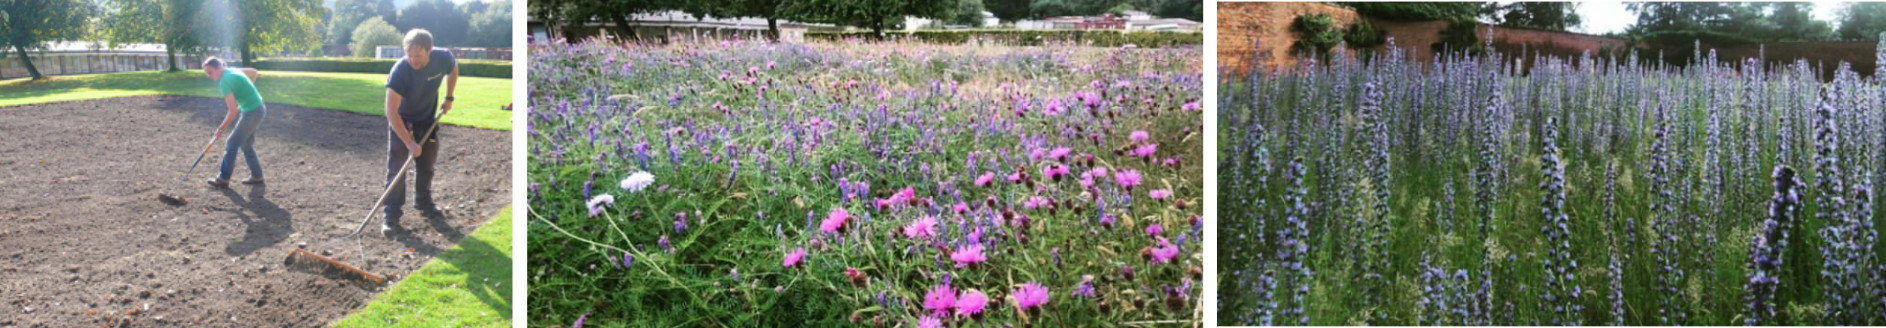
[248,57,512,78]
[805,29,1202,48]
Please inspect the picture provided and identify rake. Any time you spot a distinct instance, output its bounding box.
[156,131,224,206]
[284,109,446,286]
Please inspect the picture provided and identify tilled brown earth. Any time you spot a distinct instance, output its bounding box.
[0,96,510,327]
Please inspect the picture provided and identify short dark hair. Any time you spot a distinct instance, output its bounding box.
[404,29,434,50]
[202,57,223,69]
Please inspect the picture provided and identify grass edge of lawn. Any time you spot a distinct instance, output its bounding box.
[331,205,514,328]
[0,71,512,131]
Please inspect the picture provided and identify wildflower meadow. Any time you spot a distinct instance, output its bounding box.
[527,39,1203,327]
[1221,36,1886,326]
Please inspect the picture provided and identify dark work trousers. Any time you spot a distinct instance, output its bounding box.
[383,119,440,223]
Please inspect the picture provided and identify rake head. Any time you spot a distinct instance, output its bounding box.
[283,248,386,287]
[157,194,187,206]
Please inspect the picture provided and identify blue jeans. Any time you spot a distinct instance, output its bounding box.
[217,106,265,181]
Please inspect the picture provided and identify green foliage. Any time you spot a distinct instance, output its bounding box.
[1430,20,1482,55]
[396,0,469,46]
[1142,0,1200,21]
[467,2,513,47]
[248,56,512,78]
[804,29,1201,48]
[232,0,328,60]
[1839,2,1886,41]
[326,0,397,47]
[1290,13,1343,57]
[1344,18,1385,50]
[1340,2,1485,21]
[1,0,99,79]
[1028,0,1117,18]
[351,17,401,58]
[1488,2,1581,31]
[984,0,1031,23]
[786,0,953,34]
[1630,2,1833,43]
[948,0,987,27]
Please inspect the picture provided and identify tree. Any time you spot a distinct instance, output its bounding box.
[984,0,1027,24]
[1771,2,1832,41]
[947,0,986,27]
[350,16,398,57]
[698,0,794,41]
[221,0,324,62]
[100,0,212,71]
[527,0,571,40]
[1029,0,1119,18]
[1340,2,1484,21]
[786,0,953,36]
[1,0,96,79]
[1290,13,1342,58]
[1839,2,1886,41]
[562,0,679,42]
[1488,2,1580,31]
[396,0,468,46]
[467,2,512,47]
[1147,0,1200,21]
[325,0,395,47]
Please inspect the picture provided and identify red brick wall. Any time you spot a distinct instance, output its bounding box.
[1216,2,1360,74]
[1218,2,1633,74]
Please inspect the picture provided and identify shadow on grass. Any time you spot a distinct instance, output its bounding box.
[388,208,510,319]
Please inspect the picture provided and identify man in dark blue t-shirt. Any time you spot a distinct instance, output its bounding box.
[381,29,458,235]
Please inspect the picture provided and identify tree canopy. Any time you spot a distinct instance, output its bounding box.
[1627,2,1834,43]
[2,0,98,79]
[1488,2,1581,31]
[326,0,396,47]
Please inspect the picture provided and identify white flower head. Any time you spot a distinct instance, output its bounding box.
[621,171,656,191]
[587,194,616,218]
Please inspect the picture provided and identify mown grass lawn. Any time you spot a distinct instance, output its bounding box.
[0,70,512,130]
[334,205,514,328]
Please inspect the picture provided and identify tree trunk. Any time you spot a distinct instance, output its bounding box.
[165,46,180,72]
[767,17,780,42]
[16,44,42,80]
[609,13,639,43]
[240,38,254,67]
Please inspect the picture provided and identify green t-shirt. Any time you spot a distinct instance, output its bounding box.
[219,70,263,112]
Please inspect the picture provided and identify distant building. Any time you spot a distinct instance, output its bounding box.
[1,42,200,80]
[1127,18,1201,31]
[529,10,829,44]
[372,46,514,60]
[1014,14,1129,30]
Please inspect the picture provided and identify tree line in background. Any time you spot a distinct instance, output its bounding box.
[1285,2,1886,65]
[1,0,510,81]
[528,0,1200,42]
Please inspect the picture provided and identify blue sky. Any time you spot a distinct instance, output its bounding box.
[1570,1,1846,35]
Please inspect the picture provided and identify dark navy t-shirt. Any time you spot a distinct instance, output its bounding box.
[385,49,456,125]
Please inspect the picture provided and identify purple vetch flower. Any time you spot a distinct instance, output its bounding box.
[658,234,673,253]
[573,313,587,328]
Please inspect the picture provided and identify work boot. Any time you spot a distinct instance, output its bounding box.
[381,210,404,236]
[205,178,229,188]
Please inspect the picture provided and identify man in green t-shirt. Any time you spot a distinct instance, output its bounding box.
[202,57,266,187]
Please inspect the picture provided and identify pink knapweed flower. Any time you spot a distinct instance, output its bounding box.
[819,207,850,233]
[955,289,989,317]
[1114,170,1143,189]
[904,215,940,239]
[1150,189,1172,200]
[923,285,957,316]
[950,244,987,268]
[1012,282,1050,311]
[783,247,806,267]
[975,172,996,186]
[1129,131,1149,142]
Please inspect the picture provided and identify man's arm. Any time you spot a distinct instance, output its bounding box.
[241,68,258,81]
[442,61,458,115]
[386,89,421,156]
[215,94,238,139]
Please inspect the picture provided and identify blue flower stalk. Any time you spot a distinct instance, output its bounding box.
[1745,165,1803,325]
